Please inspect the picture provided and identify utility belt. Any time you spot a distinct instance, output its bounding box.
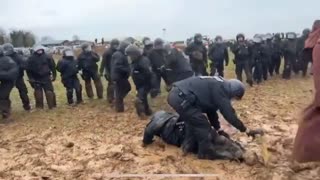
[172,85,197,110]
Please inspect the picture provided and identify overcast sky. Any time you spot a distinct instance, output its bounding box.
[0,0,319,41]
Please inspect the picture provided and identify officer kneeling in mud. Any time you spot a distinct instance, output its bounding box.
[143,76,263,160]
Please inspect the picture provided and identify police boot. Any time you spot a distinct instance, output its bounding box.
[115,98,125,112]
[94,78,103,99]
[246,79,253,87]
[85,80,94,99]
[150,89,160,98]
[66,89,74,105]
[45,91,55,109]
[34,89,44,109]
[0,99,11,119]
[144,101,153,116]
[135,99,145,117]
[21,94,31,111]
[53,92,57,108]
[107,82,115,104]
[76,85,83,104]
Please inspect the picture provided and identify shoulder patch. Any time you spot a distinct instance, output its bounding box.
[199,76,224,82]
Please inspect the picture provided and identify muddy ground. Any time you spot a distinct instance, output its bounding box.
[1,60,320,179]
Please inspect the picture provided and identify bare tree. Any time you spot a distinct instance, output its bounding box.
[23,31,36,47]
[10,30,24,47]
[72,35,80,41]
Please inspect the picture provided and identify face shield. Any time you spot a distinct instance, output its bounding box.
[64,49,75,57]
[84,45,92,52]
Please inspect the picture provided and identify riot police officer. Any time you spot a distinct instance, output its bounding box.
[2,43,31,111]
[262,33,273,79]
[111,40,132,112]
[231,34,253,86]
[125,44,153,117]
[185,33,208,76]
[297,29,311,76]
[282,32,297,79]
[148,38,166,98]
[251,36,264,84]
[26,46,57,109]
[78,43,103,99]
[271,33,283,75]
[167,76,259,159]
[0,46,19,120]
[57,48,83,105]
[208,36,229,77]
[100,39,120,104]
[142,37,153,57]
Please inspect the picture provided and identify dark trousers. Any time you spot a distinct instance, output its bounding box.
[0,81,14,118]
[210,62,224,77]
[253,62,263,83]
[114,79,131,112]
[15,77,30,110]
[301,49,313,76]
[150,72,162,98]
[283,53,296,79]
[262,59,269,80]
[31,77,55,109]
[82,71,103,99]
[107,80,115,104]
[135,86,152,117]
[235,61,253,85]
[191,61,208,76]
[167,87,219,159]
[62,76,82,105]
[270,55,282,75]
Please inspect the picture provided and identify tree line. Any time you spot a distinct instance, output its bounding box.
[0,28,36,47]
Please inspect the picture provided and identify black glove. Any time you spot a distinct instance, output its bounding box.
[225,62,229,66]
[246,128,264,138]
[233,59,236,64]
[218,130,230,139]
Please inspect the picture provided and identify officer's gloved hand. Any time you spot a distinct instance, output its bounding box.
[246,128,264,139]
[233,59,236,64]
[225,62,229,66]
[218,130,230,139]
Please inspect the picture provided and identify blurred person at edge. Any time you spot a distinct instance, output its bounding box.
[293,20,320,163]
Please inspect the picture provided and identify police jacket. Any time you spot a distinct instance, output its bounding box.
[110,50,130,81]
[9,52,26,78]
[208,43,229,64]
[185,42,208,64]
[148,49,166,72]
[131,56,152,89]
[26,53,56,80]
[100,48,117,76]
[56,57,79,80]
[78,51,100,73]
[173,76,247,132]
[231,42,251,63]
[0,56,19,81]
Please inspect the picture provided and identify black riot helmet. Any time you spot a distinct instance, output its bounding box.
[274,33,281,40]
[286,32,297,40]
[119,40,131,52]
[223,79,246,100]
[62,48,75,58]
[215,35,223,43]
[0,45,3,56]
[33,45,45,55]
[265,33,273,40]
[81,43,92,52]
[194,33,203,44]
[110,38,120,50]
[125,44,142,56]
[236,33,245,42]
[2,43,15,56]
[154,38,164,49]
[253,36,263,44]
[302,28,311,36]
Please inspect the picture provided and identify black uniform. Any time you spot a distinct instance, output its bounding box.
[111,47,131,112]
[0,55,18,119]
[167,76,247,159]
[262,40,273,79]
[78,51,103,99]
[282,39,297,79]
[208,43,229,77]
[131,55,153,116]
[163,48,193,86]
[271,37,283,75]
[148,49,166,98]
[8,53,31,110]
[185,40,208,76]
[297,34,311,76]
[57,56,83,105]
[27,53,57,109]
[100,47,117,104]
[231,42,253,85]
[251,42,264,83]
